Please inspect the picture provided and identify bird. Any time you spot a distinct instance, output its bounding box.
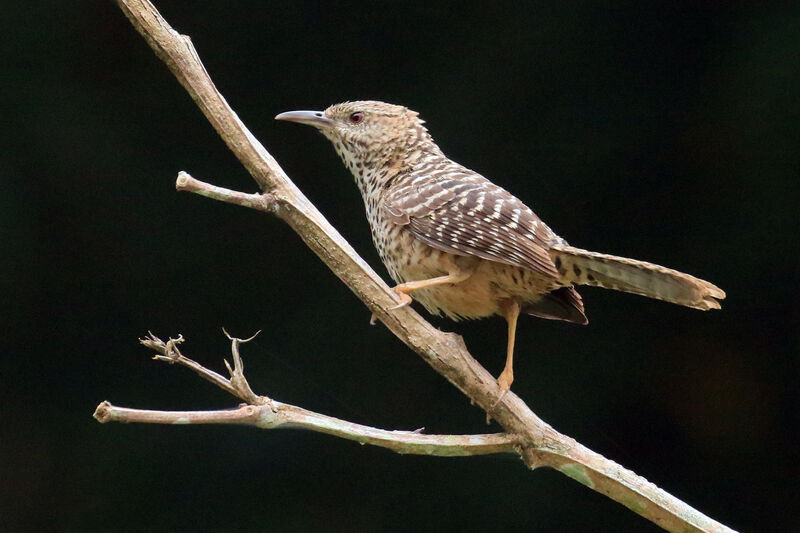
[276,101,725,393]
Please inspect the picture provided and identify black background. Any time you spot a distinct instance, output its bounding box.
[3,2,798,531]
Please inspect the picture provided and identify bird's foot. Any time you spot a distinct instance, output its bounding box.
[369,287,413,325]
[497,369,513,393]
[491,370,514,408]
[388,288,413,310]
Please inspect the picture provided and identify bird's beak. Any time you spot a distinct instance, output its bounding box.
[274,110,334,129]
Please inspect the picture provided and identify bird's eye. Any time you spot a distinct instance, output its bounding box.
[349,112,364,124]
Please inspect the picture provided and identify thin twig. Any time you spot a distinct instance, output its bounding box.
[175,171,277,213]
[221,327,264,405]
[105,1,737,531]
[141,332,239,398]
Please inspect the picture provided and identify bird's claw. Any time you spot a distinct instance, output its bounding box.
[388,292,413,310]
[491,388,509,409]
[491,371,513,408]
[369,288,413,324]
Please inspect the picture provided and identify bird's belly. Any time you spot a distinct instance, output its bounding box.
[383,231,557,321]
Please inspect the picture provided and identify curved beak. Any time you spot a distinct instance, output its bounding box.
[274,110,334,129]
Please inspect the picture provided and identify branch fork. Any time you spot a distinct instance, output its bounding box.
[96,331,516,456]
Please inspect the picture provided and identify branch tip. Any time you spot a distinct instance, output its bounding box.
[93,401,112,423]
[221,328,261,343]
[175,170,193,189]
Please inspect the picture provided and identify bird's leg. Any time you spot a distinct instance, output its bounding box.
[388,271,472,309]
[370,267,473,324]
[496,299,521,397]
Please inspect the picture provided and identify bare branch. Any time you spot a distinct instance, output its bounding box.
[108,1,737,531]
[99,333,516,457]
[94,401,516,457]
[142,332,240,398]
[175,171,277,213]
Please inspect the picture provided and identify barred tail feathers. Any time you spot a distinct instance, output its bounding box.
[549,245,725,311]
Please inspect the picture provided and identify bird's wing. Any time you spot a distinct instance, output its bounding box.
[384,176,561,279]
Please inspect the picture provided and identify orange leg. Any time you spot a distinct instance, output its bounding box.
[388,271,472,309]
[496,299,521,394]
[370,268,473,324]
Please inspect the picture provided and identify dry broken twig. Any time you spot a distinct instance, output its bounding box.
[95,332,514,457]
[96,1,736,531]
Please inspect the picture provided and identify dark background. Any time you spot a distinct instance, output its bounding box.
[3,1,798,531]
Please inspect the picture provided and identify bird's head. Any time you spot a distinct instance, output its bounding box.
[276,100,434,171]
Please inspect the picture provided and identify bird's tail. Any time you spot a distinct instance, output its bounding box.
[548,244,725,310]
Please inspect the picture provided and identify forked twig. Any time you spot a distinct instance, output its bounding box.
[96,332,516,457]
